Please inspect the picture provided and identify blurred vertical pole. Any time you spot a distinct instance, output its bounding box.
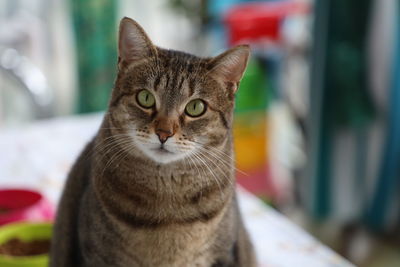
[366,1,400,231]
[71,0,117,113]
[308,0,374,219]
[307,0,331,219]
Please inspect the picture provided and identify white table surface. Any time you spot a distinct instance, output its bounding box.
[0,113,354,267]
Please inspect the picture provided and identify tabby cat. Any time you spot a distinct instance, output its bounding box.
[50,17,255,267]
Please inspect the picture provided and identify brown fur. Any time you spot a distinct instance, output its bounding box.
[50,17,255,267]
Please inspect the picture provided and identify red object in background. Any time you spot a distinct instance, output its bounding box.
[224,1,310,45]
[0,189,54,226]
[236,166,278,200]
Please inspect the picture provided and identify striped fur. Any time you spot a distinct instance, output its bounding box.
[50,17,255,267]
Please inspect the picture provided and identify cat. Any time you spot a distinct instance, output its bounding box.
[50,17,256,267]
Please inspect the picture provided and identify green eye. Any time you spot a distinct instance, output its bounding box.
[185,99,206,117]
[137,89,155,108]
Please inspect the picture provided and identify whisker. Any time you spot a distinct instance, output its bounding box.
[100,138,135,177]
[185,155,204,202]
[188,153,210,203]
[85,135,132,169]
[195,149,233,188]
[192,140,236,161]
[191,151,224,201]
[193,143,249,177]
[94,135,133,160]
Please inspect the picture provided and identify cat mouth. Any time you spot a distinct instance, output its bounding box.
[152,147,173,154]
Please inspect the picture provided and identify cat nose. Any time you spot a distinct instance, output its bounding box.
[155,117,176,144]
[156,129,173,144]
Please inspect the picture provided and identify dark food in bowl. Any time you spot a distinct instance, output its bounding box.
[0,207,9,215]
[0,238,50,256]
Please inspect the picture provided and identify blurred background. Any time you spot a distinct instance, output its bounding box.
[0,0,399,266]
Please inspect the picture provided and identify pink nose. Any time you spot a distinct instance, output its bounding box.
[156,129,173,144]
[155,117,176,144]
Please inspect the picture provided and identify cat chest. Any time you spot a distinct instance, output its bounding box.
[78,201,222,267]
[125,225,217,266]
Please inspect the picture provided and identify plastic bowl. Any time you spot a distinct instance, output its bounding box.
[0,189,54,226]
[0,222,52,267]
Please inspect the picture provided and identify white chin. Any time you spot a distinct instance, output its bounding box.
[141,148,186,164]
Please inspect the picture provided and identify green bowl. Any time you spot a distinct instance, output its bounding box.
[0,222,52,267]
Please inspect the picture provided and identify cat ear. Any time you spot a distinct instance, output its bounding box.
[209,45,250,93]
[118,17,156,64]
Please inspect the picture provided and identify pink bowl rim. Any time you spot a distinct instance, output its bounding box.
[0,189,44,220]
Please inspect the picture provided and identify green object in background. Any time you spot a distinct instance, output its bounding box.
[0,222,52,267]
[235,58,270,113]
[71,0,118,113]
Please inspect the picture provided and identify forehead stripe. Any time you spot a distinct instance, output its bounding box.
[170,73,179,91]
[177,75,185,91]
[165,74,170,88]
[188,79,196,96]
[153,74,161,91]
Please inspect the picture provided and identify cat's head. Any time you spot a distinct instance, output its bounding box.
[108,17,249,164]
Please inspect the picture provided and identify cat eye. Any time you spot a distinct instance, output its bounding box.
[185,99,206,117]
[136,89,155,108]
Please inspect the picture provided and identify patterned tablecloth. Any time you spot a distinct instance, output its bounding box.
[0,114,354,267]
